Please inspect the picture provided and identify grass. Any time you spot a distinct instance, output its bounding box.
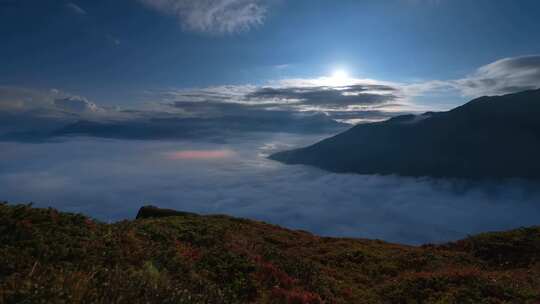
[1,202,540,303]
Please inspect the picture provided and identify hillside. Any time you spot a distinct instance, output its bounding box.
[1,203,540,303]
[270,89,540,179]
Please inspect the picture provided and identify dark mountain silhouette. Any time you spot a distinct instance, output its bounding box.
[50,114,346,141]
[270,89,540,179]
[0,111,346,143]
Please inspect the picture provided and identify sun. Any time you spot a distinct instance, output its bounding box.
[331,69,349,80]
[327,69,350,86]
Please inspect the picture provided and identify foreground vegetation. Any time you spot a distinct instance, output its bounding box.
[1,203,540,303]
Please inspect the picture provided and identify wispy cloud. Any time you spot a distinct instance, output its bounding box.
[137,0,267,34]
[66,2,87,15]
[455,55,540,96]
[54,96,99,113]
[0,86,113,118]
[273,64,291,70]
[402,55,540,98]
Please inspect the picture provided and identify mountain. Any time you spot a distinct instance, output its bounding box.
[2,203,540,303]
[270,89,540,179]
[0,111,347,143]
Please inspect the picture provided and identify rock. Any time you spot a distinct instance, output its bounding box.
[135,205,197,219]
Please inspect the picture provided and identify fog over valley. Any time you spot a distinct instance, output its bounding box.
[2,135,539,245]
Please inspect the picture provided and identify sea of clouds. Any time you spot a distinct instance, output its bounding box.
[1,134,540,245]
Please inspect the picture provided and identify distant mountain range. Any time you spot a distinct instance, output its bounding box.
[270,89,540,179]
[0,111,348,143]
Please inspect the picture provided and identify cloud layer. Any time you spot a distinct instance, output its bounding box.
[138,0,267,34]
[153,80,410,124]
[246,85,397,108]
[1,137,539,245]
[2,55,540,142]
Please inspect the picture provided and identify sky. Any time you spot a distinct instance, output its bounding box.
[1,0,540,118]
[1,0,540,244]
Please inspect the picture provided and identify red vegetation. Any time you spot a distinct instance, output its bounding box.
[1,203,540,303]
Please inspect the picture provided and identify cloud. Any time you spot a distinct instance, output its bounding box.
[6,54,539,143]
[66,2,87,15]
[455,55,540,96]
[54,96,99,113]
[0,87,90,114]
[0,75,423,143]
[274,64,291,70]
[148,80,408,120]
[141,83,407,129]
[246,85,398,108]
[2,137,540,245]
[0,87,137,142]
[0,86,123,120]
[51,109,346,142]
[137,0,267,34]
[0,84,348,142]
[399,55,540,99]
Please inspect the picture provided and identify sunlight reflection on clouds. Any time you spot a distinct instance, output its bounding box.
[166,149,235,160]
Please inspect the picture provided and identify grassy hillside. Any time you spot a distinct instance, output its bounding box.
[1,203,540,303]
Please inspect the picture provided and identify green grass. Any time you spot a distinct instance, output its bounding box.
[1,202,540,303]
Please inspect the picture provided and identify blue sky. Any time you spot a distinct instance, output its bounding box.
[1,0,540,127]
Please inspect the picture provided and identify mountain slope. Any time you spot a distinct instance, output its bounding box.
[270,89,540,179]
[2,203,540,303]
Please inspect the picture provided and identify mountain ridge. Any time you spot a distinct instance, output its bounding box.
[270,89,540,179]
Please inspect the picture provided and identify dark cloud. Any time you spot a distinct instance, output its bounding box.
[145,83,407,127]
[172,100,271,116]
[168,98,400,133]
[246,85,398,108]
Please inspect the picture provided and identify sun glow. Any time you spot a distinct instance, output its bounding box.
[328,69,351,86]
[331,69,349,80]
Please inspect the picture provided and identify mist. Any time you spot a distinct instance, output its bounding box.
[1,135,539,245]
